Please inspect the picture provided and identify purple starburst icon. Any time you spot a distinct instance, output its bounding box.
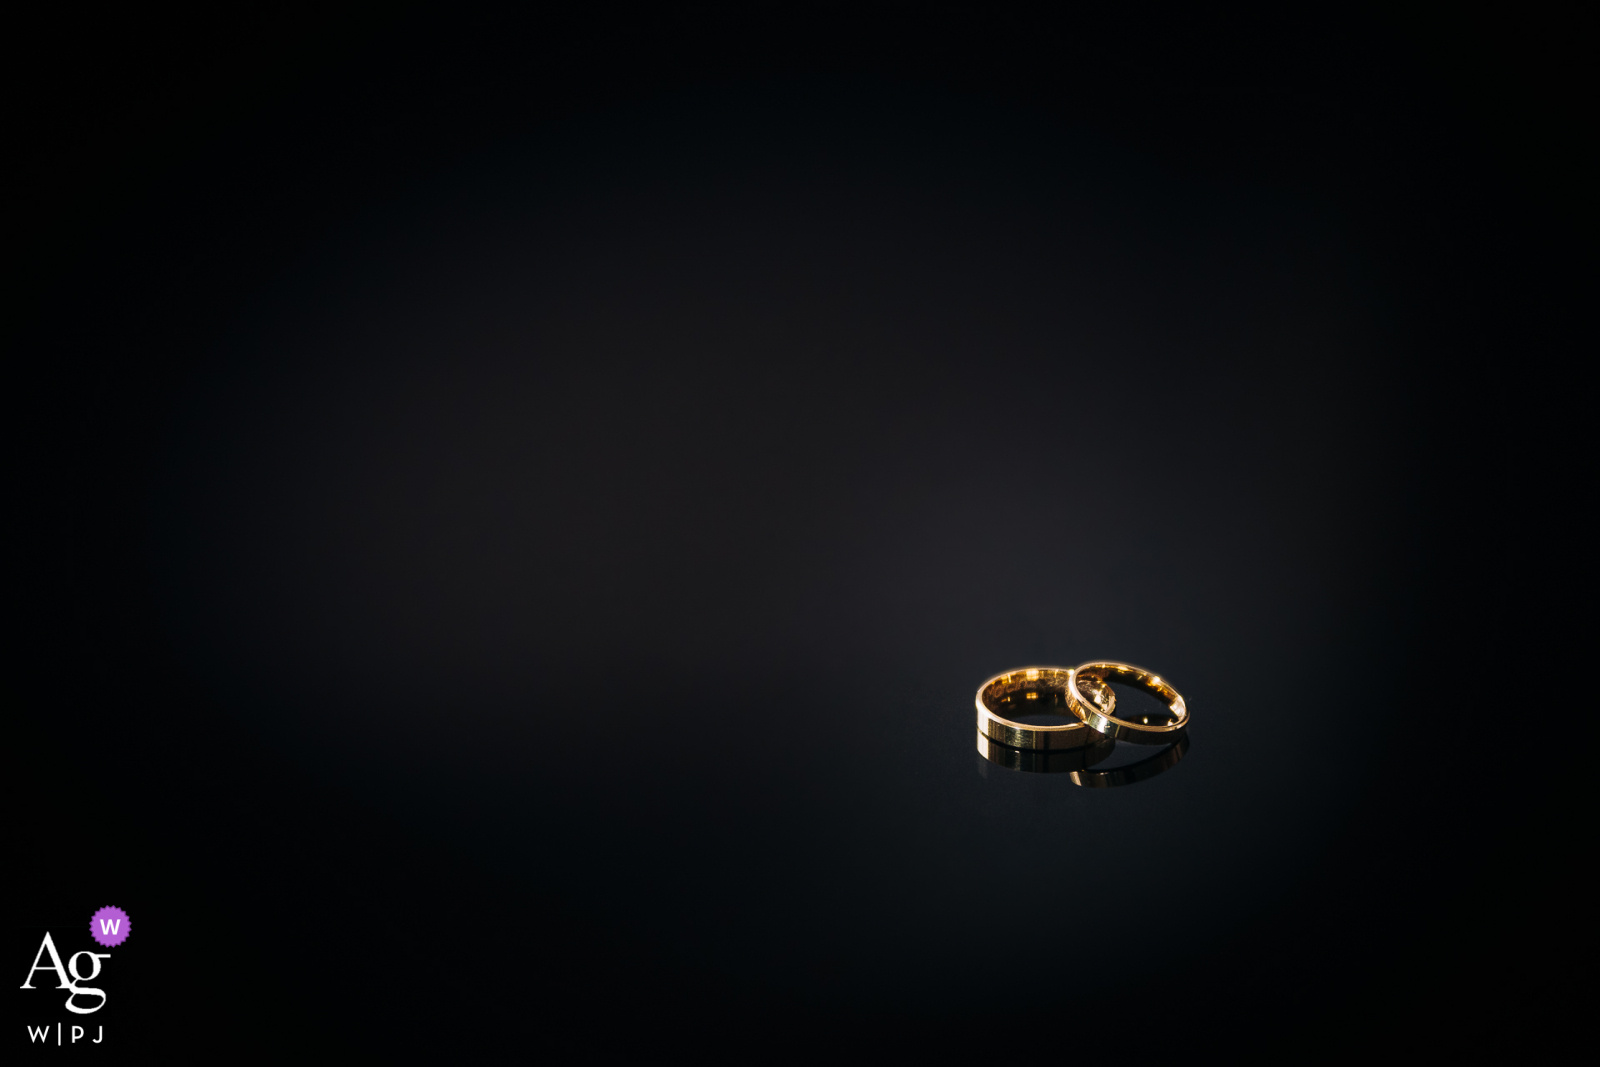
[90,906,131,948]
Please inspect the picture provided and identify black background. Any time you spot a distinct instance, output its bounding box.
[16,5,1588,1061]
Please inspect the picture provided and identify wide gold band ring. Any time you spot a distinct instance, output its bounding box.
[975,667,1115,750]
[1066,661,1189,744]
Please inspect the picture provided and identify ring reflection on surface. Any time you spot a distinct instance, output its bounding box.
[1066,732,1189,788]
[975,729,1190,787]
[974,730,1118,774]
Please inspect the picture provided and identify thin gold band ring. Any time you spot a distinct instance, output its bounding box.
[1066,661,1189,744]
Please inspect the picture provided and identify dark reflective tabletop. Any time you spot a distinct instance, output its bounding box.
[18,21,1579,1061]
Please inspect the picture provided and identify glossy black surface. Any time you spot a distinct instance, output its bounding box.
[18,9,1582,1060]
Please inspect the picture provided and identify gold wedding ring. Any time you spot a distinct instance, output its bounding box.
[1067,661,1189,744]
[975,667,1116,750]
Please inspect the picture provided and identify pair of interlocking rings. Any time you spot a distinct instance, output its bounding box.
[975,663,1190,784]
